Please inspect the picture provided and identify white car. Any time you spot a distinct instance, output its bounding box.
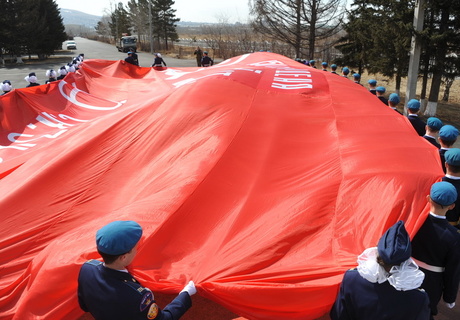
[66,41,77,50]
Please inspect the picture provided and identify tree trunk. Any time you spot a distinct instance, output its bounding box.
[421,76,428,99]
[395,74,402,94]
[425,101,438,116]
[442,78,454,101]
[165,30,169,51]
[427,71,443,115]
[420,59,430,114]
[295,0,301,58]
[308,0,317,59]
[420,99,428,112]
[421,8,435,102]
[425,6,450,116]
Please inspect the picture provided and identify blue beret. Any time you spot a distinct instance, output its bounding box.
[321,62,328,66]
[96,221,143,255]
[388,93,400,104]
[430,182,457,206]
[376,86,386,93]
[377,221,411,265]
[331,64,337,68]
[407,99,420,110]
[439,125,459,141]
[309,60,315,64]
[426,117,443,130]
[342,67,349,74]
[368,79,377,86]
[445,148,460,166]
[353,73,360,79]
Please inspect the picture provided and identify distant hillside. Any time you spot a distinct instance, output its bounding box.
[60,9,212,28]
[177,21,214,27]
[59,8,212,29]
[59,9,101,28]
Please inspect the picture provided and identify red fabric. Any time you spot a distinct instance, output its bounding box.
[0,53,443,319]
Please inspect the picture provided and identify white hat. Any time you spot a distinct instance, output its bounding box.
[58,66,67,76]
[25,72,38,83]
[1,82,12,92]
[46,69,57,78]
[65,63,76,73]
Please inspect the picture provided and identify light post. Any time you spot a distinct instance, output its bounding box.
[149,0,153,54]
[405,0,425,113]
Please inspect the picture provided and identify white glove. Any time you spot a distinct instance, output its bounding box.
[180,280,196,296]
[445,302,455,309]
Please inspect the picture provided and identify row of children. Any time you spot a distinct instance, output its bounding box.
[297,59,460,227]
[1,53,85,95]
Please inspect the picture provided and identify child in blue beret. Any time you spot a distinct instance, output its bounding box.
[439,124,460,172]
[368,79,377,95]
[406,99,426,136]
[423,117,443,148]
[375,86,388,105]
[78,220,196,320]
[411,181,460,317]
[442,148,460,227]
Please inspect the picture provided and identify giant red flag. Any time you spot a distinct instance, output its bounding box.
[0,52,443,319]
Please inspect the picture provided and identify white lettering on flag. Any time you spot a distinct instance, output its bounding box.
[271,68,313,90]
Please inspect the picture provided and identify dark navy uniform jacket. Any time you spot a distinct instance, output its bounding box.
[201,56,213,67]
[377,96,388,106]
[439,148,448,173]
[152,57,167,67]
[442,176,460,224]
[423,135,441,149]
[125,56,139,66]
[407,114,426,136]
[330,269,430,320]
[390,107,403,115]
[411,214,460,315]
[78,260,192,320]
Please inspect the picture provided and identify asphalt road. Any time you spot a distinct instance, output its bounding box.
[0,36,199,89]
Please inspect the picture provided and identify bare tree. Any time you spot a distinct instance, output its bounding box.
[95,15,113,43]
[127,0,149,46]
[249,0,345,59]
[201,16,247,60]
[441,53,460,102]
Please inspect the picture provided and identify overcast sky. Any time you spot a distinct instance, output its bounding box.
[54,0,251,23]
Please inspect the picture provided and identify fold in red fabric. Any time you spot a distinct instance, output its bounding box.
[0,52,442,319]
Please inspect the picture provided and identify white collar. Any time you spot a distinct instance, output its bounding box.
[445,174,460,180]
[357,247,424,291]
[102,263,129,272]
[429,212,446,219]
